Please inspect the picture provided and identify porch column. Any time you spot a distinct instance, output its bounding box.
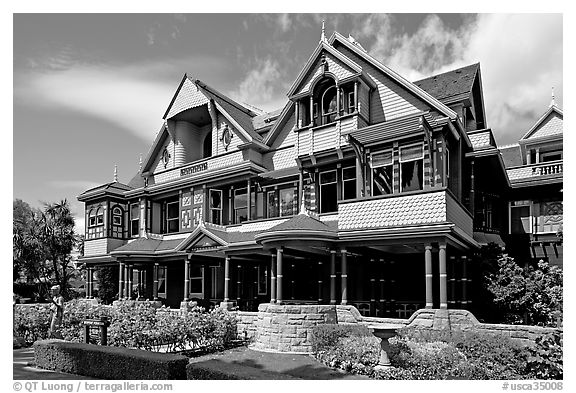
[389,260,397,312]
[124,264,129,299]
[184,258,190,302]
[118,262,124,300]
[86,268,92,298]
[224,256,231,302]
[461,256,469,308]
[354,81,359,112]
[379,258,386,315]
[127,264,133,299]
[369,258,376,315]
[449,256,457,308]
[138,269,144,298]
[309,96,314,126]
[341,249,348,305]
[425,245,433,308]
[290,263,295,300]
[236,264,242,304]
[336,84,341,116]
[276,247,284,303]
[317,261,323,303]
[247,178,252,220]
[439,243,448,309]
[153,263,159,300]
[270,253,277,303]
[470,159,475,215]
[330,250,336,304]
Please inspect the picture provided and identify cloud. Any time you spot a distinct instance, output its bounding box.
[49,180,103,190]
[14,56,226,142]
[229,58,286,112]
[355,14,562,144]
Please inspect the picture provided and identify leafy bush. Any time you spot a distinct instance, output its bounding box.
[311,324,380,373]
[486,256,563,327]
[14,300,237,355]
[526,330,563,380]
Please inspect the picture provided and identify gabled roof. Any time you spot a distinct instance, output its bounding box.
[287,40,363,97]
[520,105,563,141]
[162,75,210,120]
[176,223,229,251]
[111,237,184,255]
[78,181,133,202]
[413,63,480,104]
[330,32,458,121]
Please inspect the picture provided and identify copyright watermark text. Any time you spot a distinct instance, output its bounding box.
[14,382,173,393]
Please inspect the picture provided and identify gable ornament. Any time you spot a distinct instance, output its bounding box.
[220,125,233,151]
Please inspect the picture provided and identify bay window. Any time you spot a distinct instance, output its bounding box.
[166,200,179,233]
[209,189,222,225]
[130,203,140,237]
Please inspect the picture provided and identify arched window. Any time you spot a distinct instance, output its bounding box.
[321,85,337,123]
[88,209,96,227]
[203,131,212,158]
[112,206,123,226]
[95,207,104,226]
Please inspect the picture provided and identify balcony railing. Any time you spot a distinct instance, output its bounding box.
[507,160,563,183]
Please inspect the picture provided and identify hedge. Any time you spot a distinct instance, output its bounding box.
[33,340,188,380]
[186,361,295,380]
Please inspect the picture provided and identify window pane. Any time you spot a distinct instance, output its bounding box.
[211,210,221,225]
[167,202,179,219]
[320,170,337,184]
[511,206,531,234]
[235,208,248,223]
[279,187,295,217]
[401,160,423,192]
[343,167,356,200]
[167,219,179,233]
[320,183,338,213]
[210,190,221,209]
[131,204,140,219]
[255,192,264,219]
[267,191,278,218]
[373,166,393,195]
[113,216,122,226]
[372,151,393,167]
[234,188,247,208]
[400,144,423,161]
[131,220,139,236]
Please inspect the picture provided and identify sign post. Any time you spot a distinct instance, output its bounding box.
[83,317,110,345]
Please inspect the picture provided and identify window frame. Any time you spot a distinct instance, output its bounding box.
[278,185,297,217]
[88,209,97,228]
[188,265,204,299]
[209,189,223,225]
[130,203,140,237]
[165,200,180,234]
[399,142,425,193]
[509,200,532,235]
[95,207,104,226]
[341,166,357,200]
[371,149,394,196]
[319,169,338,213]
[112,206,123,226]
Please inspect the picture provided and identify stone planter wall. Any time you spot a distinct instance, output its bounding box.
[250,303,338,353]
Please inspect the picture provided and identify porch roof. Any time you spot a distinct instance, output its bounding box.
[111,237,185,255]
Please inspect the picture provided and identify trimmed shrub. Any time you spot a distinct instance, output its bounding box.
[34,339,188,379]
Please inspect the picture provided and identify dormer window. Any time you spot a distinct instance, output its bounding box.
[299,77,358,128]
[321,86,338,124]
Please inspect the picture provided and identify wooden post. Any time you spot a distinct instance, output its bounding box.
[439,243,448,309]
[184,258,190,302]
[276,248,284,303]
[317,261,323,303]
[118,262,124,300]
[341,249,348,305]
[449,256,456,307]
[153,263,159,300]
[224,257,230,302]
[270,253,277,303]
[330,250,336,304]
[425,245,433,308]
[247,178,252,221]
[309,96,314,126]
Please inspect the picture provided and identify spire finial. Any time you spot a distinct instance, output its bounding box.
[139,153,143,172]
[550,86,556,108]
[321,20,326,42]
[113,164,118,182]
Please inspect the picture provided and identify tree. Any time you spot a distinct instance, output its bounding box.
[485,255,563,327]
[97,266,119,304]
[13,199,79,301]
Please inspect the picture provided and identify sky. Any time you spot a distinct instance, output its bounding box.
[12,12,563,234]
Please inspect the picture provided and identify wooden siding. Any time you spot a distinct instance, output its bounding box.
[314,126,337,152]
[84,238,126,257]
[151,135,175,175]
[358,84,370,121]
[297,128,312,156]
[296,51,357,96]
[271,111,296,149]
[445,192,473,238]
[336,46,429,123]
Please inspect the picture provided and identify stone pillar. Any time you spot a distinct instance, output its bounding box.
[276,248,284,303]
[317,261,323,303]
[439,243,448,309]
[153,263,159,300]
[224,257,231,302]
[184,258,190,302]
[330,250,336,305]
[118,262,124,299]
[425,245,433,308]
[270,253,277,303]
[341,249,348,305]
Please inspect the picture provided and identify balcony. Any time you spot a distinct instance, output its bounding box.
[507,160,563,187]
[337,189,473,240]
[296,115,356,156]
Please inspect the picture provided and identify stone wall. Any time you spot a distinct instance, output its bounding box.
[234,311,259,339]
[250,303,338,353]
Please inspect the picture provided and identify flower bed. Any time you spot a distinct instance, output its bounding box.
[310,325,563,380]
[14,300,237,355]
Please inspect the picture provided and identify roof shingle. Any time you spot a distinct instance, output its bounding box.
[413,63,479,103]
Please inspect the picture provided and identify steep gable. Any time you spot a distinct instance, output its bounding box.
[521,107,563,140]
[163,76,210,120]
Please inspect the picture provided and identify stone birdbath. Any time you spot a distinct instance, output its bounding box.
[367,324,401,369]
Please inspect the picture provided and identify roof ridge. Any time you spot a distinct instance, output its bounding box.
[193,78,258,117]
[413,63,480,83]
